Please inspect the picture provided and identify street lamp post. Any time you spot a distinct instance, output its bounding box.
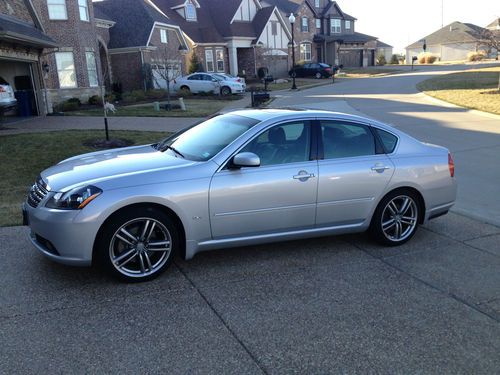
[289,13,297,90]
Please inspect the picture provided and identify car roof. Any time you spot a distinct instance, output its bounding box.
[226,109,370,123]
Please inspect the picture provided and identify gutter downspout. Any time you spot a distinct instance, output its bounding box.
[140,49,146,91]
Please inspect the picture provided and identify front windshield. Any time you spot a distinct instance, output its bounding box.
[157,114,260,161]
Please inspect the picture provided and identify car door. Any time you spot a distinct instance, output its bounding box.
[201,74,218,93]
[187,74,202,92]
[316,119,395,227]
[209,120,318,239]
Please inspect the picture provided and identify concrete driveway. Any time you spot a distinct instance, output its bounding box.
[272,63,500,226]
[1,212,499,374]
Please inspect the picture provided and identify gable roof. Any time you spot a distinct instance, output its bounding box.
[486,18,500,30]
[406,21,486,49]
[377,40,392,48]
[0,13,57,48]
[262,0,316,16]
[322,1,356,20]
[93,0,182,49]
[314,30,377,44]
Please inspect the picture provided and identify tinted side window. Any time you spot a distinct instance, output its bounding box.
[320,121,375,159]
[375,128,398,153]
[188,75,200,80]
[241,121,311,166]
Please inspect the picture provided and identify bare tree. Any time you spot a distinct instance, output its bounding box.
[151,46,184,110]
[481,28,500,90]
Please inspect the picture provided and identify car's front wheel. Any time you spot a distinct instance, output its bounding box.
[221,86,231,96]
[95,206,178,282]
[370,190,420,246]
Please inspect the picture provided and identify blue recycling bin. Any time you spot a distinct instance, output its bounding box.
[14,90,32,117]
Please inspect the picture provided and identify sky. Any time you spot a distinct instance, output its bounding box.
[340,0,500,53]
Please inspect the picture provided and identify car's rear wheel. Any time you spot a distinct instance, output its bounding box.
[370,190,420,246]
[221,86,231,96]
[179,86,190,95]
[96,207,178,282]
[315,72,322,79]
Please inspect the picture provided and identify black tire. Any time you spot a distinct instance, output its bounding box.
[370,189,421,246]
[95,206,179,282]
[179,86,190,94]
[221,86,231,96]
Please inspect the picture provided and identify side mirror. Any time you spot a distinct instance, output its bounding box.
[231,152,260,168]
[212,78,218,82]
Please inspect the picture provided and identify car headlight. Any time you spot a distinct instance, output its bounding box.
[46,185,102,210]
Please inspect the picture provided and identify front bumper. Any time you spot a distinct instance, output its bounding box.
[23,202,95,266]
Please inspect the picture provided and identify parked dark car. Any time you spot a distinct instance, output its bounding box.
[289,63,336,79]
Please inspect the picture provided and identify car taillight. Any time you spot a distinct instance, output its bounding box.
[0,86,6,92]
[325,68,331,72]
[236,78,241,82]
[448,152,455,177]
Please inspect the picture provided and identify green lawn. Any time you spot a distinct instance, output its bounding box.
[417,67,500,115]
[0,130,166,227]
[67,98,239,117]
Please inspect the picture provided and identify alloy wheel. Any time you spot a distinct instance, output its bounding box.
[109,217,172,278]
[380,195,418,242]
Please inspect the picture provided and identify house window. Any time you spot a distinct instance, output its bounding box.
[186,3,197,20]
[47,0,67,20]
[271,21,278,36]
[301,17,309,32]
[78,0,89,21]
[345,20,351,30]
[331,18,341,34]
[316,19,321,29]
[300,43,311,61]
[205,49,214,72]
[216,49,224,72]
[160,29,168,44]
[315,0,320,7]
[55,52,77,88]
[85,52,98,87]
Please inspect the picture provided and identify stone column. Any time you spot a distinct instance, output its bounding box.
[228,47,238,76]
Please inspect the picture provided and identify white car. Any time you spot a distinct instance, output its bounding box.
[0,76,17,112]
[174,73,245,96]
[214,73,246,84]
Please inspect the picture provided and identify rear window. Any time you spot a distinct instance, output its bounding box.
[0,76,8,85]
[375,128,398,153]
[319,63,330,68]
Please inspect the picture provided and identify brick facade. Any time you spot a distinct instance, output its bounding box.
[0,0,34,24]
[110,51,143,92]
[32,0,101,109]
[291,1,318,64]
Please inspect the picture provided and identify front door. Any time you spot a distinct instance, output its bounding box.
[209,120,318,239]
[316,120,394,227]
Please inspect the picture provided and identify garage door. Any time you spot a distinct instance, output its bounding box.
[0,59,40,117]
[339,50,362,67]
[151,63,181,90]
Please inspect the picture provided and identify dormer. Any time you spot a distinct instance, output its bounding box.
[171,0,200,21]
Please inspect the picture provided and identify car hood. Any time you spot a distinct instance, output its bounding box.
[41,145,196,192]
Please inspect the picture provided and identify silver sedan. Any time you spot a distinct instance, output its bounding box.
[23,110,457,282]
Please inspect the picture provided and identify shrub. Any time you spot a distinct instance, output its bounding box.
[53,101,80,112]
[418,53,438,64]
[66,97,81,106]
[188,53,203,74]
[390,54,400,65]
[130,90,146,101]
[467,51,486,62]
[104,93,116,103]
[376,55,387,66]
[146,89,166,99]
[88,95,102,105]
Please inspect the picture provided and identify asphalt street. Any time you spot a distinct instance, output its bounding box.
[1,212,499,374]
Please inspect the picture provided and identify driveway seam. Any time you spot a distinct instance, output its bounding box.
[348,241,500,324]
[174,261,268,375]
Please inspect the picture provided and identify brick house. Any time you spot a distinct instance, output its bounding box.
[151,0,292,78]
[93,0,189,92]
[266,0,380,67]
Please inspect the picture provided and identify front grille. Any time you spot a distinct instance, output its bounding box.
[27,176,49,208]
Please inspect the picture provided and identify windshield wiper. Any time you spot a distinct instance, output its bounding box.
[161,144,184,158]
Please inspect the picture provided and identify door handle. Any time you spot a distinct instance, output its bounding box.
[293,171,315,181]
[371,165,391,172]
